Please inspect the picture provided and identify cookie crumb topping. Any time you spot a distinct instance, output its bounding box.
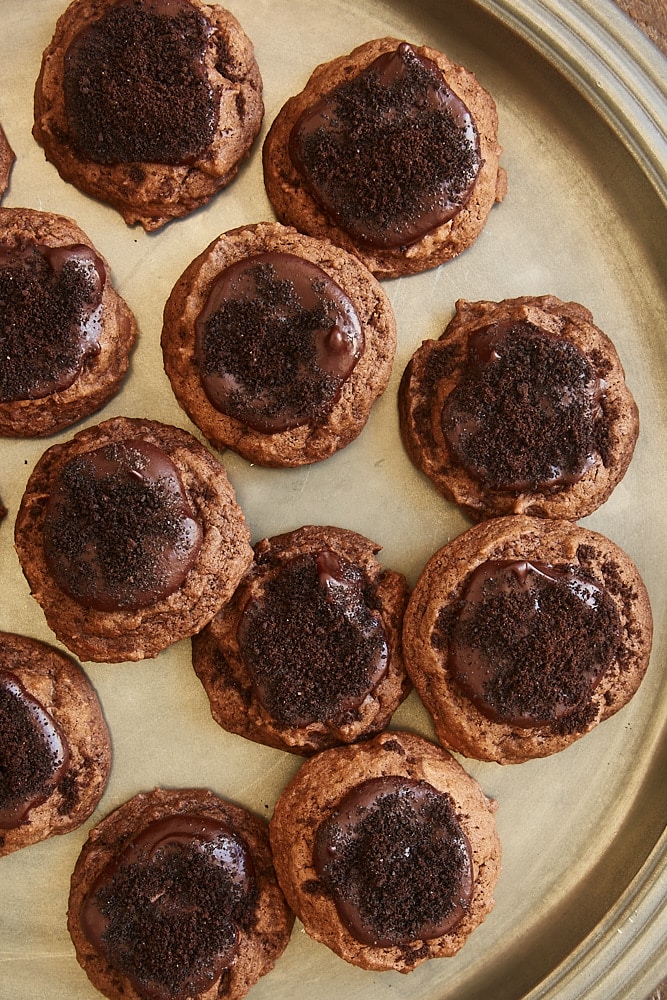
[289,42,481,248]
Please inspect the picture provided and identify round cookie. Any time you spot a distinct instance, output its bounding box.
[162,221,397,466]
[0,207,137,437]
[0,631,111,857]
[33,0,263,230]
[402,515,653,764]
[263,37,506,279]
[192,525,411,755]
[68,787,294,1000]
[14,416,253,662]
[0,123,15,198]
[269,730,501,972]
[399,295,639,521]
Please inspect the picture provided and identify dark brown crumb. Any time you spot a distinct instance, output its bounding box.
[62,0,217,165]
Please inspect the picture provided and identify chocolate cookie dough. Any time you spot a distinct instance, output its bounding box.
[0,123,14,198]
[68,787,294,1000]
[162,222,396,466]
[0,631,110,856]
[34,0,264,230]
[193,525,410,755]
[269,730,501,972]
[14,416,253,662]
[0,207,137,437]
[263,38,506,279]
[402,516,653,763]
[399,295,639,521]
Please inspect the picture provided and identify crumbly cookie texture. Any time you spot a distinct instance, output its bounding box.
[14,416,253,662]
[269,730,501,972]
[0,631,110,856]
[193,525,411,755]
[402,516,653,763]
[0,123,15,198]
[399,295,639,521]
[0,207,137,437]
[33,0,263,230]
[263,37,506,279]
[162,221,397,466]
[68,787,294,1000]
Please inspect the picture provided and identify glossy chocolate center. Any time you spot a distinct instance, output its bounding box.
[314,776,473,946]
[0,669,70,828]
[0,242,105,402]
[237,549,388,726]
[80,813,257,1000]
[63,0,217,165]
[289,42,480,248]
[447,559,622,729]
[441,320,607,493]
[195,252,363,432]
[43,438,203,612]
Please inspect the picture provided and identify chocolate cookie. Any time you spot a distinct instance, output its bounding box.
[269,730,501,972]
[68,787,294,1000]
[0,207,137,437]
[0,123,14,198]
[402,516,653,764]
[14,416,253,662]
[34,0,263,230]
[162,222,397,466]
[0,631,111,856]
[399,295,639,521]
[263,38,506,279]
[192,525,410,755]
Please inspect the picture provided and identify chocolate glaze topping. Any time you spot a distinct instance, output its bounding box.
[237,549,388,726]
[0,242,105,402]
[0,669,70,828]
[446,559,622,730]
[195,252,363,432]
[43,439,203,612]
[81,813,257,1000]
[313,776,473,946]
[289,42,481,249]
[441,321,607,493]
[63,0,218,165]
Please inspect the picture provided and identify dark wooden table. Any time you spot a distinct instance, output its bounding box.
[614,0,667,55]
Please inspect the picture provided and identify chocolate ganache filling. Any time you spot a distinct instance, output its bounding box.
[80,814,257,1000]
[237,549,388,726]
[314,776,473,946]
[195,252,363,432]
[43,439,203,612]
[288,42,481,249]
[446,559,622,730]
[0,243,105,403]
[441,321,607,493]
[63,0,217,165]
[0,669,70,828]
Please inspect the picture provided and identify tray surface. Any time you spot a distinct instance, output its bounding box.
[0,1,666,998]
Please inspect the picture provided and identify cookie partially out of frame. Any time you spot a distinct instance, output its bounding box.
[269,730,501,972]
[34,0,263,230]
[192,525,410,755]
[14,416,253,662]
[0,631,110,856]
[399,295,639,521]
[68,787,294,1000]
[0,123,15,198]
[263,38,506,279]
[162,221,397,466]
[402,516,653,764]
[0,207,137,437]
